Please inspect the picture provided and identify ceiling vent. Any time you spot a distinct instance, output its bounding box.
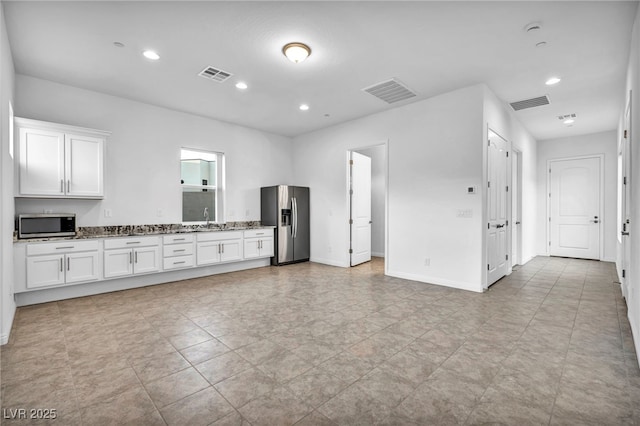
[362,79,417,104]
[198,66,233,83]
[509,95,550,111]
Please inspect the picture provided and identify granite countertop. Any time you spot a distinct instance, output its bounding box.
[14,221,275,243]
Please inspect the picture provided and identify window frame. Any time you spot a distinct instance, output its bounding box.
[180,147,225,225]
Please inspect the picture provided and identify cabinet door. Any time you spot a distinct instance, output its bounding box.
[104,248,133,278]
[197,241,220,266]
[220,239,243,263]
[134,246,160,275]
[65,134,104,198]
[260,238,274,258]
[26,254,65,289]
[66,252,100,284]
[243,239,260,259]
[19,127,65,196]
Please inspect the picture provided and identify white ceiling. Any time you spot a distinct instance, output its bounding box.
[3,1,638,140]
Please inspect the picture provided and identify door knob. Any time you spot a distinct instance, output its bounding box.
[622,231,630,236]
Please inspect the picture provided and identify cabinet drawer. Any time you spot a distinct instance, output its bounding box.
[104,236,160,249]
[163,255,194,270]
[243,229,273,239]
[163,234,194,245]
[27,240,100,256]
[197,231,242,242]
[163,243,194,258]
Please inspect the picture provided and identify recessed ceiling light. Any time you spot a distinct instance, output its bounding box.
[525,22,542,32]
[143,50,160,60]
[536,41,548,48]
[283,42,311,63]
[235,82,248,90]
[299,104,310,111]
[546,77,561,85]
[564,119,575,125]
[113,42,125,48]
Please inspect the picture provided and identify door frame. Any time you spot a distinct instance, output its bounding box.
[546,154,605,260]
[346,141,389,272]
[511,149,523,266]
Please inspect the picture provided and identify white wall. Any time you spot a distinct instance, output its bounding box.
[535,131,618,261]
[293,85,486,292]
[1,0,16,345]
[355,145,385,257]
[14,75,293,227]
[619,4,640,360]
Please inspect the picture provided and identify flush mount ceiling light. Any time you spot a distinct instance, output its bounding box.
[282,42,311,63]
[235,82,248,90]
[143,50,160,60]
[113,41,125,48]
[299,104,310,111]
[546,77,561,85]
[564,118,575,125]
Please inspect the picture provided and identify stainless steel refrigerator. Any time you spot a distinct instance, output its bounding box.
[260,186,310,265]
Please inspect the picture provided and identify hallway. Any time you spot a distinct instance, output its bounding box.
[1,257,637,425]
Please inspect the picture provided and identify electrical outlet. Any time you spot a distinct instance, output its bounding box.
[245,209,251,218]
[424,258,430,266]
[157,209,164,217]
[43,209,53,214]
[457,209,473,218]
[104,209,112,218]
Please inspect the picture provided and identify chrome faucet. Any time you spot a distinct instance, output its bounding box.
[203,207,210,226]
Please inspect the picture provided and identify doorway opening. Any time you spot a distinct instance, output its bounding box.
[347,143,388,270]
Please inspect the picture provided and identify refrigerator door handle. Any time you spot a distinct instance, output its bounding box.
[292,197,298,239]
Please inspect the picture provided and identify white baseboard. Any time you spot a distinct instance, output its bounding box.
[386,269,483,293]
[1,333,9,345]
[310,257,349,268]
[371,252,385,258]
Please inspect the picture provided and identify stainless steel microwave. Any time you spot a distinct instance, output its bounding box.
[17,214,76,239]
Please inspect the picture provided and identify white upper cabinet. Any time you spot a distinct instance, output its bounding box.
[15,118,109,199]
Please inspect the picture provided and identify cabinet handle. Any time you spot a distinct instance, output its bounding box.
[218,244,221,254]
[126,241,140,245]
[174,238,186,241]
[222,244,224,254]
[256,232,264,236]
[56,246,75,250]
[67,180,70,193]
[174,261,186,265]
[67,257,70,271]
[129,252,132,264]
[259,240,262,249]
[135,252,138,263]
[174,249,186,253]
[60,180,64,193]
[60,258,63,272]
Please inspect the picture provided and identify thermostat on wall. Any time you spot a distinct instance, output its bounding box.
[467,186,477,194]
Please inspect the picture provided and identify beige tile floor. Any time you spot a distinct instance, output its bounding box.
[1,256,639,425]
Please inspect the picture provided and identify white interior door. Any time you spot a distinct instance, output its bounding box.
[549,157,601,260]
[350,152,372,266]
[620,101,632,297]
[487,131,509,285]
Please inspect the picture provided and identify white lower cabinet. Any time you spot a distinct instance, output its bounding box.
[16,228,274,295]
[103,236,160,278]
[197,231,243,266]
[25,240,100,289]
[243,229,274,259]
